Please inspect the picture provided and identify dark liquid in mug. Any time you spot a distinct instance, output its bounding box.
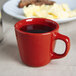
[20,24,54,33]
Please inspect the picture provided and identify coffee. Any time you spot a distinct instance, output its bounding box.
[20,24,54,33]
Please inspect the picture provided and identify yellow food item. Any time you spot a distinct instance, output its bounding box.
[23,3,76,19]
[0,12,1,19]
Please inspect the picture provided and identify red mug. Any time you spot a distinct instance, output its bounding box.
[15,18,70,67]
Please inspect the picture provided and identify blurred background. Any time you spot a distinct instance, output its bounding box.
[0,0,6,10]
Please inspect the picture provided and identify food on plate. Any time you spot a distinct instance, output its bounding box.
[18,0,55,8]
[18,0,36,8]
[23,3,76,19]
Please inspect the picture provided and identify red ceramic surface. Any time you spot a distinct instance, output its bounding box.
[15,18,70,67]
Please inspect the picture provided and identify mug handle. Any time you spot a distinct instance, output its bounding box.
[52,32,70,59]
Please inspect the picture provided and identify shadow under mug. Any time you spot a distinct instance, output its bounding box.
[15,18,70,67]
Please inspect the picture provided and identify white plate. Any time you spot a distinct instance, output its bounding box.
[3,0,76,23]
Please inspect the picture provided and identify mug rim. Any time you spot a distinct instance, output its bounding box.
[15,18,59,35]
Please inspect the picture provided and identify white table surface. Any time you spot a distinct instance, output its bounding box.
[0,2,76,76]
